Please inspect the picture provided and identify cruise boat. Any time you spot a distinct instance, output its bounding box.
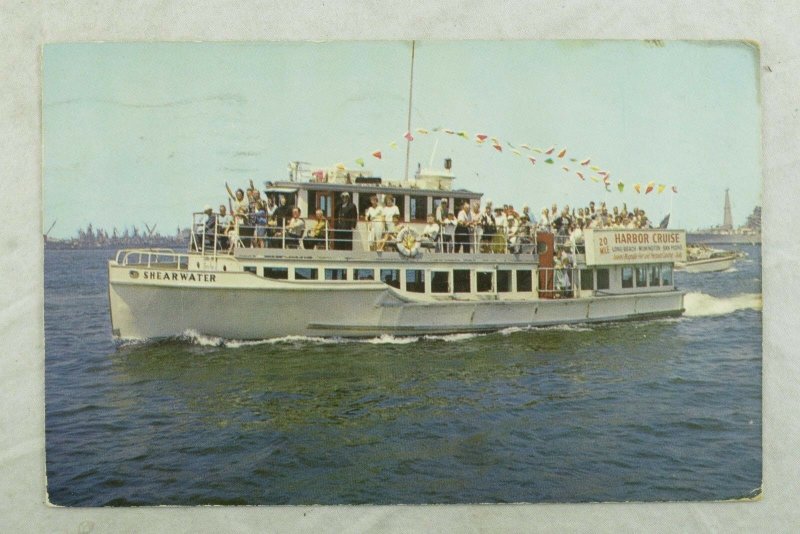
[675,245,741,273]
[108,162,688,340]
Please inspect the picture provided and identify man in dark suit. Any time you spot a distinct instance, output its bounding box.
[334,192,358,250]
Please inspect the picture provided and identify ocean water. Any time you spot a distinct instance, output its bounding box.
[44,246,762,506]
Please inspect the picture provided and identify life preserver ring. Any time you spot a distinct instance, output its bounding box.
[396,227,421,258]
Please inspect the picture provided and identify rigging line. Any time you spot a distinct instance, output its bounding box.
[404,40,416,181]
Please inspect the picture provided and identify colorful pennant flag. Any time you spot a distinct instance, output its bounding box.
[645,181,655,194]
[355,158,365,167]
[415,128,430,134]
[476,133,488,141]
[532,147,543,154]
[576,172,585,181]
[581,159,591,166]
[512,149,521,157]
[557,148,567,158]
[372,150,382,160]
[545,146,555,155]
[389,141,398,150]
[443,128,455,134]
[528,157,536,165]
[520,144,531,151]
[404,131,414,141]
[603,176,611,185]
[672,186,678,194]
[657,184,666,194]
[562,166,570,172]
[457,131,469,139]
[545,158,554,164]
[617,182,624,192]
[590,176,601,183]
[492,144,503,152]
[633,183,641,193]
[507,141,517,149]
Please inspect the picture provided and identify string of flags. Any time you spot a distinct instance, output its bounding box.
[336,126,679,195]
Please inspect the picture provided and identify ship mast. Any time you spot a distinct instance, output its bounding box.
[404,40,416,181]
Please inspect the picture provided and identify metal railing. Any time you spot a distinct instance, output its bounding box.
[115,248,190,269]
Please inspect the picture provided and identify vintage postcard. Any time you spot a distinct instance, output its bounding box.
[42,40,761,507]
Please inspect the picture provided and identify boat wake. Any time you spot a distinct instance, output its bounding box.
[683,292,761,317]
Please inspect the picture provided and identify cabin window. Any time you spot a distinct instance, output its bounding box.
[596,268,610,290]
[406,269,425,293]
[649,265,661,287]
[244,266,257,274]
[621,266,634,288]
[410,195,429,221]
[636,266,647,288]
[661,264,673,286]
[354,268,375,280]
[476,271,494,293]
[431,271,450,293]
[264,267,289,280]
[294,267,318,280]
[580,269,594,291]
[453,269,471,293]
[497,270,512,293]
[325,268,348,281]
[380,268,400,289]
[516,270,533,292]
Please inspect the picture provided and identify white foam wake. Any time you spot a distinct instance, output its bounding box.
[683,292,762,317]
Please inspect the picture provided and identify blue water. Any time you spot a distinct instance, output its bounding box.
[44,246,762,505]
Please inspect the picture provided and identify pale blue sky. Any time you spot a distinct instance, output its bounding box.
[43,41,761,238]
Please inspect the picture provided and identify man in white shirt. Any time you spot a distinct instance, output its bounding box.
[420,214,440,251]
[284,207,305,248]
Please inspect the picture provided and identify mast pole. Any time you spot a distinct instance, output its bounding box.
[404,40,416,181]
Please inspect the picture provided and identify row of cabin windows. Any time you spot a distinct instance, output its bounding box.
[620,264,673,289]
[308,190,477,222]
[244,265,673,292]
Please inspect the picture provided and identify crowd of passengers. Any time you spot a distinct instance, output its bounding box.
[197,182,656,258]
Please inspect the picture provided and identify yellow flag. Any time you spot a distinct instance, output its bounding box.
[657,184,666,194]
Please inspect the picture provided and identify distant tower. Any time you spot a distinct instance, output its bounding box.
[722,189,733,230]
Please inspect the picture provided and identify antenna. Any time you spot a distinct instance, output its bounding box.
[404,40,416,181]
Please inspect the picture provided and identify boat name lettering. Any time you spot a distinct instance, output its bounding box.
[613,232,681,244]
[141,271,217,283]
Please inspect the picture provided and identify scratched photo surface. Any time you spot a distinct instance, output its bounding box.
[44,41,761,505]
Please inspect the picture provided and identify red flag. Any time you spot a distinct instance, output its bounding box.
[476,133,488,141]
[404,131,414,141]
[580,158,590,166]
[493,144,503,152]
[558,148,567,158]
[545,146,555,155]
[528,157,536,165]
[372,150,382,159]
[645,181,655,194]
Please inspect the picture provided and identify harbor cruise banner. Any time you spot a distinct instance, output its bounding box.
[583,229,686,266]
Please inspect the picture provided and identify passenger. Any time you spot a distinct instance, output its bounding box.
[471,201,483,251]
[555,249,574,298]
[507,208,521,253]
[232,188,252,248]
[435,198,449,225]
[455,201,472,253]
[202,205,217,250]
[479,204,496,252]
[377,214,404,252]
[303,209,328,250]
[521,204,535,225]
[334,191,358,250]
[250,190,267,248]
[383,194,401,233]
[420,214,440,250]
[569,221,585,254]
[442,212,456,253]
[538,208,552,232]
[217,204,233,251]
[365,194,385,251]
[587,201,597,221]
[284,207,305,248]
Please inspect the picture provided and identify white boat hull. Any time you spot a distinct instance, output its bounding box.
[676,256,736,273]
[109,264,685,340]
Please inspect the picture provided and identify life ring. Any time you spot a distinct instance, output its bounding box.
[396,227,421,258]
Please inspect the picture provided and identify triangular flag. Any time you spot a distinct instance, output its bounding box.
[645,181,655,194]
[590,176,601,182]
[657,184,666,194]
[557,148,567,158]
[545,158,554,164]
[511,149,521,156]
[520,144,531,151]
[672,185,678,194]
[389,141,398,150]
[545,146,555,155]
[372,151,382,160]
[603,176,611,185]
[492,144,503,152]
[355,158,365,167]
[443,128,455,134]
[633,183,641,193]
[404,131,414,141]
[581,159,591,166]
[457,131,468,139]
[528,157,536,165]
[415,128,429,134]
[576,172,585,181]
[507,141,517,149]
[476,134,488,141]
[590,165,601,171]
[617,182,624,192]
[598,170,608,177]
[532,147,543,154]
[561,166,570,172]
